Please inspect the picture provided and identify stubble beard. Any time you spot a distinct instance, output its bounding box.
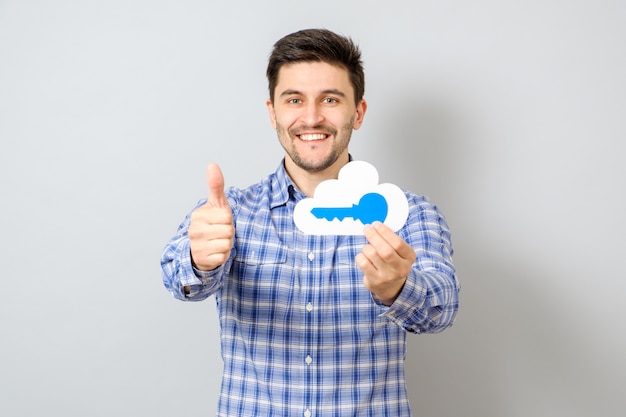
[277,116,355,173]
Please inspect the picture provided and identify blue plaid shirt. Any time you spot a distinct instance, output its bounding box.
[161,161,459,417]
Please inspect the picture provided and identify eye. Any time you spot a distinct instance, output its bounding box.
[323,97,338,104]
[288,98,302,104]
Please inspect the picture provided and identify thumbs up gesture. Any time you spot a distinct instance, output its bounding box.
[188,163,235,271]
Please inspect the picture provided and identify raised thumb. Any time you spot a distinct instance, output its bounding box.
[206,163,227,207]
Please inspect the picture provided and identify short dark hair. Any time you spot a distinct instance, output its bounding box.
[266,29,365,104]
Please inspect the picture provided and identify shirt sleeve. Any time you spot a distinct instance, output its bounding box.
[160,198,234,302]
[381,193,460,334]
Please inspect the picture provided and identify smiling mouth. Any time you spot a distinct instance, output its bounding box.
[298,133,329,141]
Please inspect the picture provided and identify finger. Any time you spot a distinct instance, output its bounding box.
[363,223,395,263]
[365,222,415,261]
[202,236,234,255]
[193,251,231,272]
[203,223,235,239]
[191,237,233,271]
[189,206,232,231]
[206,163,228,208]
[355,252,377,274]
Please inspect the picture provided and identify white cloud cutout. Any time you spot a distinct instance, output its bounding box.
[294,161,409,235]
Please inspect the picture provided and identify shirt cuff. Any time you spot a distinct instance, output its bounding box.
[380,272,427,329]
[178,244,224,298]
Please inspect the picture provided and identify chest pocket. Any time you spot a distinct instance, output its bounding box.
[228,222,291,330]
[231,218,290,290]
[234,238,288,266]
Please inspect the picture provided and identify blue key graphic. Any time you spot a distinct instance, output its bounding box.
[310,192,388,225]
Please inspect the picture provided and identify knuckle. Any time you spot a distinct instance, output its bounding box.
[362,244,376,257]
[378,246,395,261]
[188,226,201,240]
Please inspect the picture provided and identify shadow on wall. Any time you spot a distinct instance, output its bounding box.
[380,94,624,417]
[362,92,468,205]
[407,254,625,417]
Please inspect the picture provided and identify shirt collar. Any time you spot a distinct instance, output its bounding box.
[269,159,301,209]
[269,154,354,209]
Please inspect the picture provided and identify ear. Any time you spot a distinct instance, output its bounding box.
[266,99,277,129]
[352,99,367,130]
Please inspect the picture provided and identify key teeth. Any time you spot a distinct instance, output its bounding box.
[323,214,343,221]
[311,208,345,222]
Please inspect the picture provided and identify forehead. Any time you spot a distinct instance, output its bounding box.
[275,61,354,96]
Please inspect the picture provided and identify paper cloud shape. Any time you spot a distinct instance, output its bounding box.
[294,161,409,235]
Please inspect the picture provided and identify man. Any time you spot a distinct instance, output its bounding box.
[161,28,459,417]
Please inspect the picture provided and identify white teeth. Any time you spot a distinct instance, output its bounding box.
[299,133,327,141]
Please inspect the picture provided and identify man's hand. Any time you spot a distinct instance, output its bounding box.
[355,222,417,306]
[188,163,235,271]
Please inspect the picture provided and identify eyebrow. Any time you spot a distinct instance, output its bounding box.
[279,88,347,98]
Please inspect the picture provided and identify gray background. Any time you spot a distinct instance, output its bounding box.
[1,1,624,416]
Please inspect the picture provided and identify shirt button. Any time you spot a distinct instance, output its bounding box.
[308,251,315,261]
[304,409,311,417]
[305,355,312,365]
[306,303,313,312]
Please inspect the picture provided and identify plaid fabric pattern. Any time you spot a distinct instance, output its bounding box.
[161,161,459,417]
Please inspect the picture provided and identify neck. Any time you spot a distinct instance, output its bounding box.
[284,154,350,197]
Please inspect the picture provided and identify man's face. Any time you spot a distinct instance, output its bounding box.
[267,61,367,174]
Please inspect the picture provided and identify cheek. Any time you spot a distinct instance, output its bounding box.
[272,110,296,130]
[334,112,357,128]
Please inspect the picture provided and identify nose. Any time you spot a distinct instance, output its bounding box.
[300,101,324,126]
